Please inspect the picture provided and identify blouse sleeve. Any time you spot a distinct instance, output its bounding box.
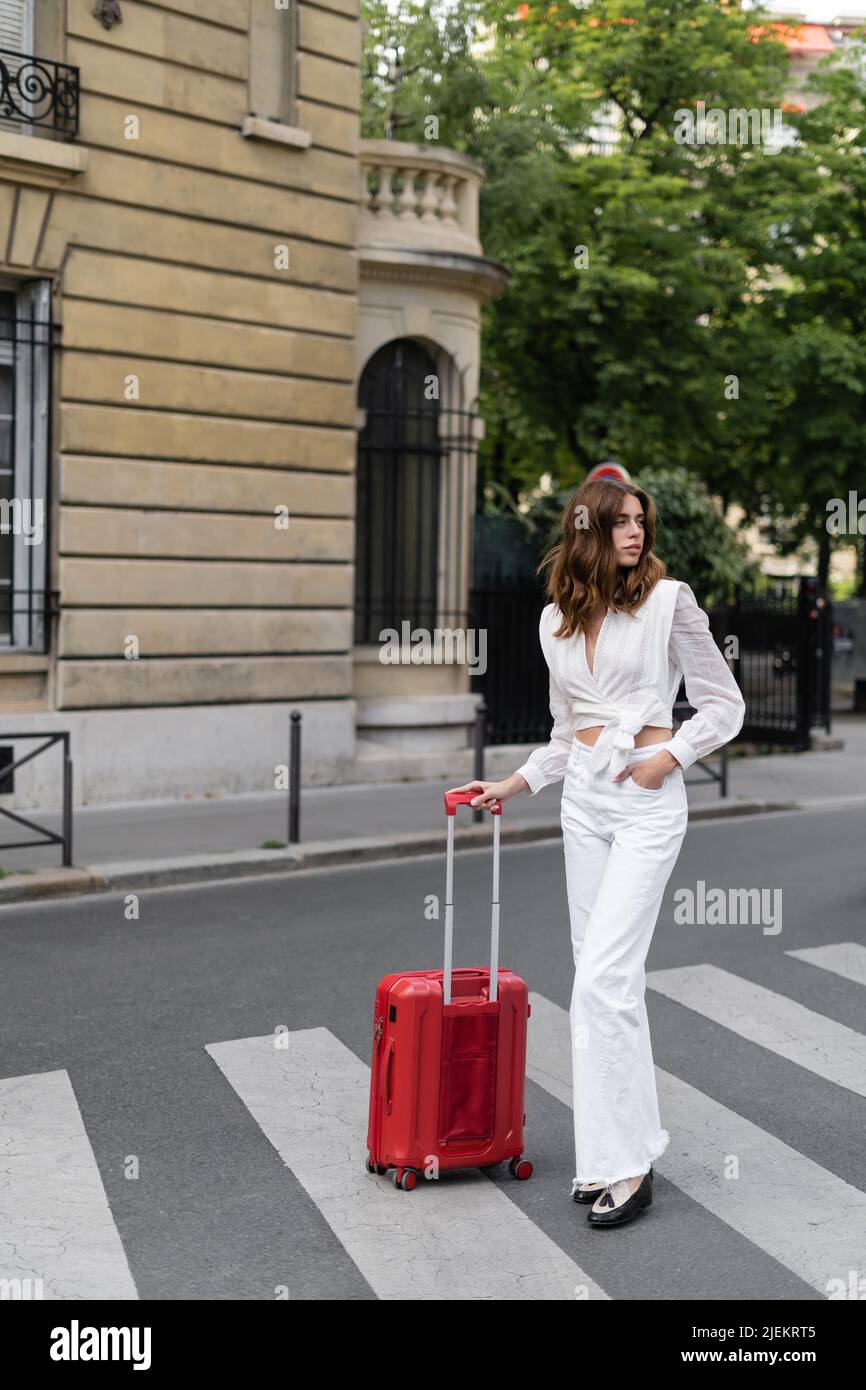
[666,583,746,771]
[513,611,577,795]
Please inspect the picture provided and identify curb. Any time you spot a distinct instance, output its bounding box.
[1,797,800,903]
[0,867,109,904]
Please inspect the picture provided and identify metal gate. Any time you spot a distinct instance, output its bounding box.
[471,573,831,751]
[716,577,832,748]
[469,574,549,745]
[354,340,478,643]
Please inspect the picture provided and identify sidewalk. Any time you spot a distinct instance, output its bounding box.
[2,715,865,903]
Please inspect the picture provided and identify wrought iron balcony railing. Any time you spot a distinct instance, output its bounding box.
[0,49,79,137]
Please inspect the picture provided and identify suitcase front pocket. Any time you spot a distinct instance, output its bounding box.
[438,1011,498,1145]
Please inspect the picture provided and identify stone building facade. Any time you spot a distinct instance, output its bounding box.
[0,0,506,809]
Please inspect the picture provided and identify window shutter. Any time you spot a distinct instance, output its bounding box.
[0,0,31,56]
[0,0,34,135]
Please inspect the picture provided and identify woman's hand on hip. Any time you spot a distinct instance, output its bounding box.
[612,751,676,790]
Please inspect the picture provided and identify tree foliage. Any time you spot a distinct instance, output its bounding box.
[361,0,866,585]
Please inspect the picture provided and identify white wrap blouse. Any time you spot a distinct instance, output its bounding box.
[514,577,746,794]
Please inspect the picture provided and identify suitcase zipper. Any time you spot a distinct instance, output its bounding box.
[370,993,388,1164]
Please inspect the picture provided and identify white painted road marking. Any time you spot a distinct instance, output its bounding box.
[527,991,866,1298]
[787,942,866,989]
[647,963,866,1097]
[207,1027,608,1301]
[0,1070,138,1300]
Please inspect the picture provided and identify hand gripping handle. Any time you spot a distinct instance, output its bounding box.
[444,790,502,816]
[442,793,502,1005]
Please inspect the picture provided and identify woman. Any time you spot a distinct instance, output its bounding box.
[449,477,745,1228]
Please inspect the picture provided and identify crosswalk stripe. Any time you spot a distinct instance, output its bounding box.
[206,1027,608,1301]
[526,992,866,1297]
[646,963,866,1098]
[0,1070,138,1300]
[786,943,866,988]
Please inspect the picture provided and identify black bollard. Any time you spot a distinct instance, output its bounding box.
[289,710,301,844]
[62,734,73,867]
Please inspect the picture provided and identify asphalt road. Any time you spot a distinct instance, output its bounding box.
[1,802,864,1301]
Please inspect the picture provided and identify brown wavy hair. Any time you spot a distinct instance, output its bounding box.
[536,477,668,640]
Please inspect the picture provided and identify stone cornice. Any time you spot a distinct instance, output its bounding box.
[360,246,509,302]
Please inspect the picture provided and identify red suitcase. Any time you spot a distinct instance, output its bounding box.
[365,789,533,1191]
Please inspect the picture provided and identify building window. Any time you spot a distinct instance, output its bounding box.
[0,0,33,135]
[354,340,478,647]
[0,1,78,139]
[0,279,52,651]
[0,0,32,63]
[248,0,299,127]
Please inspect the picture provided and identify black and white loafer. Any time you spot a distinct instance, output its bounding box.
[586,1169,653,1227]
[572,1181,606,1205]
[573,1165,653,1206]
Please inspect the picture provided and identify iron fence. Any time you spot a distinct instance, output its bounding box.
[0,733,73,867]
[470,574,831,757]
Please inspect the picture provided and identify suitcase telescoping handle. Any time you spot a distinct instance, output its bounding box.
[442,791,502,1006]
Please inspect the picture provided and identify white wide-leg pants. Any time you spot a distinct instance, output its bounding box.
[560,737,688,1189]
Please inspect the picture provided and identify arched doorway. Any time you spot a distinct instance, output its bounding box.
[354,340,477,646]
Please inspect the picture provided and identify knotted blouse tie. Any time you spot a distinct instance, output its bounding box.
[571,696,672,778]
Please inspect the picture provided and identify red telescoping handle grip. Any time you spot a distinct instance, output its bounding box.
[444,791,502,816]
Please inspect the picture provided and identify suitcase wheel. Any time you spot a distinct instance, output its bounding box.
[394,1167,418,1191]
[365,1152,388,1176]
[509,1156,533,1181]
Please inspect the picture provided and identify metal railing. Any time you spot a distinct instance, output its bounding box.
[0,733,73,866]
[0,49,80,135]
[472,574,831,759]
[708,577,832,748]
[0,588,60,653]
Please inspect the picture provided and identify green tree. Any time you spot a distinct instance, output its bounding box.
[473,0,792,497]
[631,464,757,606]
[714,28,866,589]
[361,0,490,144]
[482,464,755,604]
[361,0,861,588]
